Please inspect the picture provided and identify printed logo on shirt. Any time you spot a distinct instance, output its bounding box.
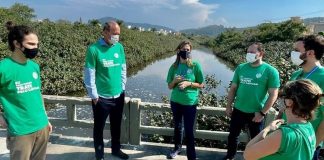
[256,73,262,78]
[102,59,120,68]
[240,76,258,86]
[15,81,40,94]
[32,72,38,79]
[187,69,193,74]
[114,53,119,58]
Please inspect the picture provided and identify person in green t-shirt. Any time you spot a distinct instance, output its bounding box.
[83,21,128,160]
[244,79,321,160]
[224,43,280,160]
[0,23,51,160]
[278,35,324,159]
[166,41,204,160]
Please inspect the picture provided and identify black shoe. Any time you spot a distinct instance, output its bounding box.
[112,150,129,160]
[167,149,181,159]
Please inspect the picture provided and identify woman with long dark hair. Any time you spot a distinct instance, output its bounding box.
[166,40,204,160]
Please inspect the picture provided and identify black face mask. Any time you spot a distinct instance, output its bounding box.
[178,50,191,59]
[20,46,38,59]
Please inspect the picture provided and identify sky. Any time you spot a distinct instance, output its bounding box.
[1,0,324,30]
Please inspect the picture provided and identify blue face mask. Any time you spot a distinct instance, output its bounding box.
[178,50,191,59]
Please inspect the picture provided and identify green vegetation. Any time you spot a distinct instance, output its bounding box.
[146,19,324,149]
[0,3,186,95]
[205,19,313,85]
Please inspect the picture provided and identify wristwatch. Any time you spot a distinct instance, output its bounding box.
[259,111,266,116]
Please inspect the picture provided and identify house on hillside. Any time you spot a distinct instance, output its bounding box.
[307,23,324,34]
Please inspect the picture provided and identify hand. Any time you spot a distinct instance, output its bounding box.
[226,107,233,117]
[178,81,190,90]
[0,114,7,128]
[92,98,99,105]
[47,122,53,133]
[252,112,264,122]
[265,119,285,131]
[173,75,183,84]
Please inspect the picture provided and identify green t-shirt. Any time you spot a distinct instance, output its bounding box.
[288,67,324,132]
[166,61,204,105]
[232,62,280,113]
[0,57,48,136]
[85,41,126,97]
[261,122,316,160]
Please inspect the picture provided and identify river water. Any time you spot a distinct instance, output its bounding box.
[126,48,234,102]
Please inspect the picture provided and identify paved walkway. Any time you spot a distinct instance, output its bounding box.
[0,130,243,160]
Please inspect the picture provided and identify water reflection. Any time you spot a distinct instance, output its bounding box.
[126,49,234,102]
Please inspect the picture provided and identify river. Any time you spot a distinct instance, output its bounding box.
[126,48,234,102]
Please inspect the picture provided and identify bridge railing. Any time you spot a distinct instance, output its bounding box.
[43,95,278,145]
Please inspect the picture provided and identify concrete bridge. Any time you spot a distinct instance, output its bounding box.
[0,95,277,160]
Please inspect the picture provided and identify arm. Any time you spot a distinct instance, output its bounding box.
[84,46,99,103]
[253,88,278,122]
[41,96,52,133]
[0,113,7,128]
[226,83,238,117]
[244,120,284,160]
[121,46,127,91]
[84,68,99,101]
[121,64,127,91]
[168,76,183,89]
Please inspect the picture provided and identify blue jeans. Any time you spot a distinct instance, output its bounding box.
[226,108,264,158]
[171,101,197,160]
[92,92,125,159]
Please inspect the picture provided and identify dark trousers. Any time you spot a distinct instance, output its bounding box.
[171,101,197,160]
[92,92,125,159]
[313,146,321,160]
[226,108,264,158]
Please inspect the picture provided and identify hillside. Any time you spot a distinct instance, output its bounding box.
[180,25,226,36]
[303,17,324,24]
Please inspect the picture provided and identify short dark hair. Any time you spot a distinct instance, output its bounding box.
[280,79,323,120]
[296,35,324,60]
[251,42,265,53]
[7,23,36,51]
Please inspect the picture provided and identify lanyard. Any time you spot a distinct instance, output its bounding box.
[303,66,319,79]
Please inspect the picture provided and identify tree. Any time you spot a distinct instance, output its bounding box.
[9,3,35,21]
[88,19,101,27]
[116,19,124,26]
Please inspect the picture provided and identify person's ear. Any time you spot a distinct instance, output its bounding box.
[308,50,315,57]
[13,40,21,49]
[285,99,294,108]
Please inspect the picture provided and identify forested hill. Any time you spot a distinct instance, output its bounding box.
[0,3,186,95]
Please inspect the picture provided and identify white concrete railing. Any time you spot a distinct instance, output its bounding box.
[43,95,278,145]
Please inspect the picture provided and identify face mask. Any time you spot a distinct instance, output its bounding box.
[178,50,191,59]
[110,35,119,45]
[20,45,38,59]
[246,52,258,63]
[290,51,304,66]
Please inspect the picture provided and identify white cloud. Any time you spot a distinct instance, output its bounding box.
[35,0,220,30]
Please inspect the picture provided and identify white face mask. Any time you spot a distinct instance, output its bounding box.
[290,51,303,66]
[110,35,119,45]
[246,53,258,63]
